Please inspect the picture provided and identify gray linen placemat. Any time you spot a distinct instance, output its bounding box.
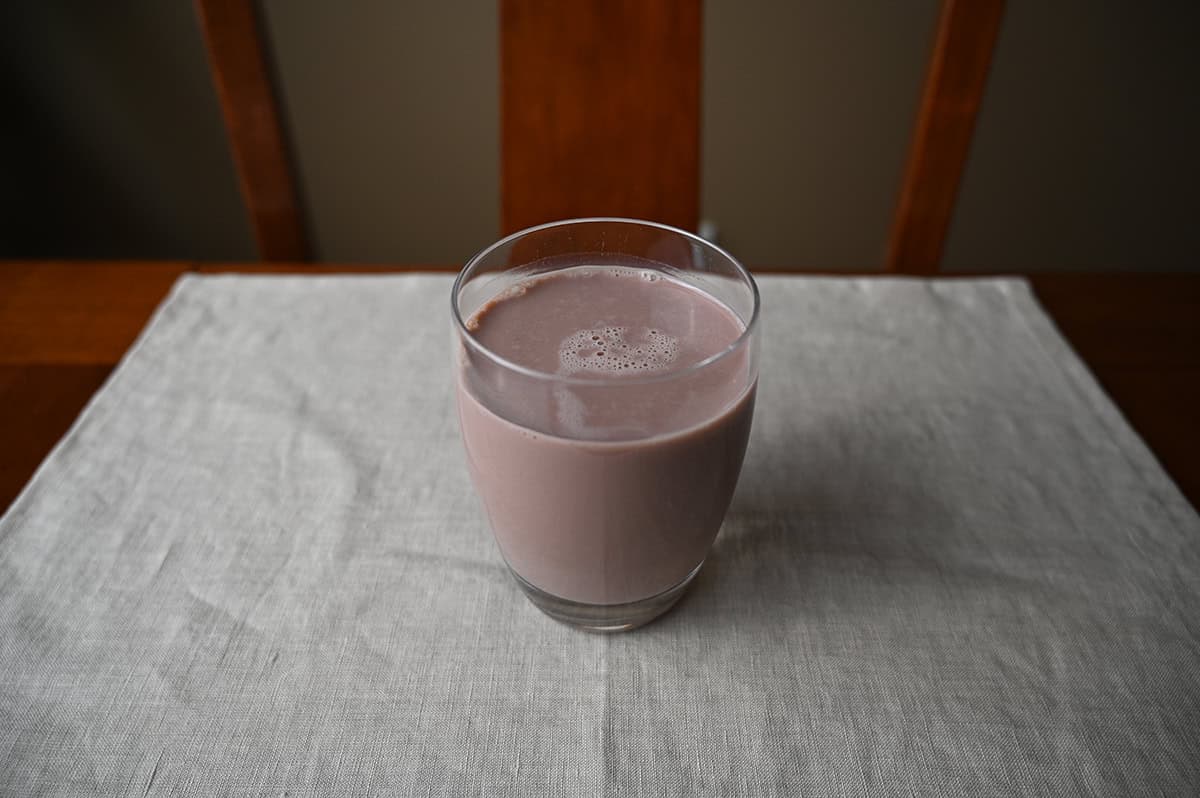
[2,274,1197,796]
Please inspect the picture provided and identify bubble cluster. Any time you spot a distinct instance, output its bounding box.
[559,325,679,375]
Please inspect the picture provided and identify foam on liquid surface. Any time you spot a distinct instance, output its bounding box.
[468,266,740,379]
[558,325,681,375]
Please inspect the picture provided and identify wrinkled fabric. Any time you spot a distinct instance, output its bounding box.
[1,274,1197,796]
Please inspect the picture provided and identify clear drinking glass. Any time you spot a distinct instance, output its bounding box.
[452,218,759,631]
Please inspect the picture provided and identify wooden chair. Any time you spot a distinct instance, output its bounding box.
[196,0,1002,271]
[498,1,701,235]
[195,0,309,261]
[886,0,1005,274]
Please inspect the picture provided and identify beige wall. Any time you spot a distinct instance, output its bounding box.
[260,0,499,265]
[701,0,938,269]
[4,1,1197,272]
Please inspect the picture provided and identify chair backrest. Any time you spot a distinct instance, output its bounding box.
[197,0,1002,271]
[195,0,309,261]
[886,0,1005,274]
[500,0,701,235]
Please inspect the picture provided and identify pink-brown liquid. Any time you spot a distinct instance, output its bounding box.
[457,266,754,605]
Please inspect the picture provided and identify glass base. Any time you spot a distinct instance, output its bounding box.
[509,562,703,633]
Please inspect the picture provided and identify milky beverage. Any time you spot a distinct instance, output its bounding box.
[457,265,755,605]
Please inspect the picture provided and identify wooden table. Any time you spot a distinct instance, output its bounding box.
[2,262,1198,514]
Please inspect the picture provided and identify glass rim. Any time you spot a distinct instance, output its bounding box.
[451,217,760,388]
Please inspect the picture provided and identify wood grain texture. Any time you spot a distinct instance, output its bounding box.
[500,0,701,234]
[0,261,190,364]
[194,263,454,275]
[887,0,1005,274]
[1030,274,1200,368]
[0,365,114,512]
[1090,368,1200,507]
[195,0,310,261]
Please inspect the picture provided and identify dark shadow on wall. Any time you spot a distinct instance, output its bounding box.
[0,1,254,261]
